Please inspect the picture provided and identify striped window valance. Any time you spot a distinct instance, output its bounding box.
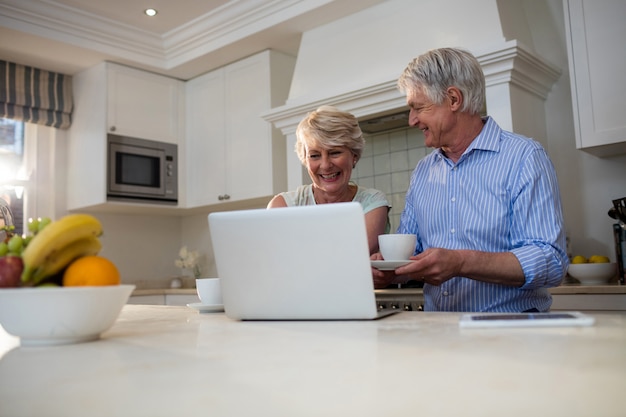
[0,60,73,129]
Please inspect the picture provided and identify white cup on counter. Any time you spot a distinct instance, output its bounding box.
[196,278,223,306]
[378,234,416,260]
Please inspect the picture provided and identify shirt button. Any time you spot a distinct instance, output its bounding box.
[450,228,455,234]
[451,197,456,202]
[443,291,449,296]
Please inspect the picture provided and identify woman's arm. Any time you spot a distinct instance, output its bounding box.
[267,195,287,208]
[364,206,389,255]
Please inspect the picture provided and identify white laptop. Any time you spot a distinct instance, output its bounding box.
[208,202,396,320]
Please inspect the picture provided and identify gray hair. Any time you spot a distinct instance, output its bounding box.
[295,105,365,164]
[397,47,485,115]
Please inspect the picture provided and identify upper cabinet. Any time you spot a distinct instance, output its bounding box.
[106,64,184,144]
[67,62,184,212]
[564,0,626,156]
[184,50,296,208]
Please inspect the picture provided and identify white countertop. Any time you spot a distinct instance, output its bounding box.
[132,283,626,297]
[1,305,625,417]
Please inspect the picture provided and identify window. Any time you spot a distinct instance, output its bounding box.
[0,118,26,235]
[1,117,65,238]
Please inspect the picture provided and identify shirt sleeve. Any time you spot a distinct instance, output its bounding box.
[509,147,569,289]
[355,187,391,214]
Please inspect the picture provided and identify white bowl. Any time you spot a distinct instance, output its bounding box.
[0,284,135,346]
[567,263,617,285]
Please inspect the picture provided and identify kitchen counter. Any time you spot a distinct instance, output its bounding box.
[132,283,626,297]
[549,284,626,294]
[131,285,626,311]
[375,284,626,312]
[132,288,198,296]
[1,305,625,417]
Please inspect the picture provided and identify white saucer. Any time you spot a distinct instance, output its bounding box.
[371,260,413,270]
[187,303,225,313]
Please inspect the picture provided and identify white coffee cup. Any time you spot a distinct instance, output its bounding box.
[196,278,223,305]
[378,234,416,260]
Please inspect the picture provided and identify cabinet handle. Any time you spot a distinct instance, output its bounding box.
[110,126,116,132]
[218,194,231,201]
[223,194,230,200]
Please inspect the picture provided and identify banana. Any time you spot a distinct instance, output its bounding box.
[30,235,102,285]
[21,214,103,284]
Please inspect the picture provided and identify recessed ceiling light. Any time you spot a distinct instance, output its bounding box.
[144,8,158,17]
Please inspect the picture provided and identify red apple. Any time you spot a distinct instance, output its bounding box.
[0,256,24,288]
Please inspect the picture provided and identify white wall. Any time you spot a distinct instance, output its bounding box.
[96,213,183,285]
[288,0,504,105]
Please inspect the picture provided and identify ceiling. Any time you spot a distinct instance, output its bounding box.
[0,0,385,80]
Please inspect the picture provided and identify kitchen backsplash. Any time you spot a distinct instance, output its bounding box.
[352,127,429,232]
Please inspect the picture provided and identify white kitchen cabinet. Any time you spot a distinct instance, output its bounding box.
[564,0,626,156]
[551,294,626,313]
[127,295,165,305]
[107,63,184,144]
[67,62,184,211]
[165,294,200,306]
[185,69,226,207]
[127,294,200,306]
[184,50,295,207]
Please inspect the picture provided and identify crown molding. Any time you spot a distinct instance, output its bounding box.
[263,40,562,136]
[163,0,335,68]
[478,40,562,100]
[0,0,336,71]
[0,0,165,66]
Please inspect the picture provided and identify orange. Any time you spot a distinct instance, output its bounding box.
[62,255,121,286]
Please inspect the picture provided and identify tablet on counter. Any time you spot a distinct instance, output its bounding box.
[459,311,595,328]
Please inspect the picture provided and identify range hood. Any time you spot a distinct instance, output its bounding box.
[359,110,410,134]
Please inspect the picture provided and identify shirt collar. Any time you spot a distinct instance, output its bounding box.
[464,116,500,153]
[433,116,501,162]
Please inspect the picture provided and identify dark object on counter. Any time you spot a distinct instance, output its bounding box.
[613,223,625,285]
[609,197,626,285]
[609,197,626,224]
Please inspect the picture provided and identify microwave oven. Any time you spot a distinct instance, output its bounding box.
[107,134,178,204]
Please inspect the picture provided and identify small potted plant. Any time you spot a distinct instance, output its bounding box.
[173,246,201,288]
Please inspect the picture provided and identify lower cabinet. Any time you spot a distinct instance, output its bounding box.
[128,294,200,306]
[550,294,626,313]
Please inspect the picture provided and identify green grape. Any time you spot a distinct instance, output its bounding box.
[23,235,33,248]
[0,242,8,256]
[38,217,52,232]
[27,217,40,233]
[2,225,15,234]
[7,235,23,254]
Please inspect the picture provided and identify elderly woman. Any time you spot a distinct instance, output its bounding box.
[268,105,390,254]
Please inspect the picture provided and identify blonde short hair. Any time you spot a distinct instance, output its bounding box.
[295,105,365,164]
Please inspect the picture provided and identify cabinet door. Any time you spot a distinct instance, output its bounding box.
[67,63,108,210]
[107,64,183,144]
[224,53,273,201]
[565,0,626,155]
[127,295,165,305]
[185,70,227,207]
[165,294,201,306]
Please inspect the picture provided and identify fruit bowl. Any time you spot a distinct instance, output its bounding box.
[567,263,617,285]
[0,284,134,346]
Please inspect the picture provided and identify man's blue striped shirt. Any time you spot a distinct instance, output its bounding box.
[398,117,568,312]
